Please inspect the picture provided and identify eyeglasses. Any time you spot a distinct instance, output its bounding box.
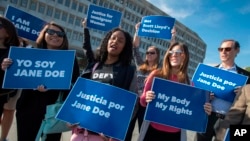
[218,47,232,52]
[146,51,156,55]
[169,50,183,56]
[45,29,65,37]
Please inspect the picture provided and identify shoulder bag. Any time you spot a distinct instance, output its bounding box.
[35,91,71,141]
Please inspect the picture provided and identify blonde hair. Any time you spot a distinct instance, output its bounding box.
[138,46,160,74]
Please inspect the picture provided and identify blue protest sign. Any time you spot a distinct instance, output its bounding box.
[4,5,47,41]
[2,47,75,89]
[192,63,248,114]
[87,4,122,31]
[145,77,209,132]
[138,15,175,40]
[56,78,137,141]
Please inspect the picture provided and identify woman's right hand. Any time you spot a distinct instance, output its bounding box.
[1,58,13,70]
[135,22,141,31]
[81,18,87,28]
[145,90,155,103]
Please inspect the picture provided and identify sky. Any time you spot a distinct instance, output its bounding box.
[146,0,250,68]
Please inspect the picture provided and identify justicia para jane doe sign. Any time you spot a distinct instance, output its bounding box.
[2,47,75,89]
[192,63,248,114]
[56,78,137,141]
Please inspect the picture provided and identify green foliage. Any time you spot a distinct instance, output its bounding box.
[245,67,250,72]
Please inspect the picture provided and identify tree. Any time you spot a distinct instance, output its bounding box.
[245,67,250,72]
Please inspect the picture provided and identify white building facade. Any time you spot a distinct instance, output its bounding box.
[0,0,206,77]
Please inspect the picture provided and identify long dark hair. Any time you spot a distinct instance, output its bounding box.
[96,28,133,66]
[0,16,20,47]
[36,22,68,50]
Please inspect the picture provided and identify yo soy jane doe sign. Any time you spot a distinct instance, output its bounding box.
[3,47,75,89]
[56,78,137,141]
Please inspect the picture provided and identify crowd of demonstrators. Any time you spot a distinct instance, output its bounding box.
[1,22,80,141]
[0,16,20,141]
[139,42,212,141]
[131,22,160,134]
[196,39,250,141]
[70,26,137,141]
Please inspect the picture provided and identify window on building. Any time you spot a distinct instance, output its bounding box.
[0,7,5,15]
[72,31,78,40]
[103,1,109,8]
[46,6,53,17]
[68,14,75,24]
[10,0,18,4]
[96,39,101,46]
[131,15,134,22]
[126,12,130,20]
[109,3,114,9]
[99,0,103,6]
[84,5,88,14]
[71,1,77,10]
[65,0,70,7]
[57,0,63,5]
[75,17,81,27]
[62,12,68,22]
[91,37,95,45]
[78,4,83,13]
[29,1,37,11]
[54,9,61,19]
[38,2,45,14]
[93,0,97,4]
[78,32,83,42]
[21,0,28,8]
[66,29,72,39]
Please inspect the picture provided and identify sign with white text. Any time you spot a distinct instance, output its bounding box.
[5,5,47,41]
[192,63,248,114]
[87,4,122,31]
[56,78,137,141]
[138,15,175,40]
[145,77,209,132]
[3,47,75,89]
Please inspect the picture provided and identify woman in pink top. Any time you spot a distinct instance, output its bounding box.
[140,42,212,141]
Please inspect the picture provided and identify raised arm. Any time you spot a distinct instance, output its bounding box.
[82,18,95,64]
[132,22,144,67]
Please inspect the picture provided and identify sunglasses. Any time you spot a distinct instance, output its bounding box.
[0,23,3,29]
[218,47,232,52]
[45,29,65,37]
[169,50,183,55]
[146,51,156,55]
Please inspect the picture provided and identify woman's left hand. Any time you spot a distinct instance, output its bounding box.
[234,86,242,95]
[204,102,212,115]
[37,85,48,92]
[99,133,109,141]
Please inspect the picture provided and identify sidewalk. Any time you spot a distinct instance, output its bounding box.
[3,113,196,141]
